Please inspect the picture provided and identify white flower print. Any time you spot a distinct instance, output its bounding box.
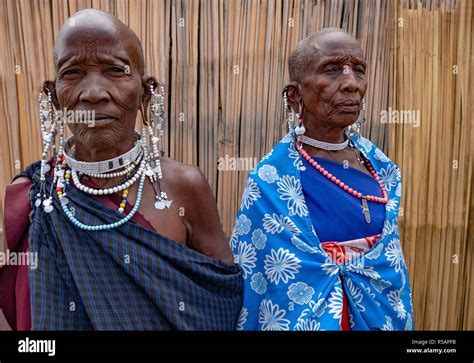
[259,299,290,331]
[240,177,261,210]
[262,213,300,235]
[288,145,300,167]
[310,294,328,318]
[258,164,279,183]
[328,286,344,320]
[346,263,381,280]
[277,175,308,217]
[234,214,252,236]
[235,307,248,330]
[321,262,339,276]
[264,248,301,285]
[386,198,398,213]
[358,137,373,153]
[387,288,407,319]
[365,242,383,260]
[294,319,321,331]
[251,228,267,250]
[261,149,274,161]
[374,148,390,162]
[395,183,402,197]
[291,236,318,254]
[345,278,365,312]
[385,238,404,273]
[370,278,392,294]
[235,241,257,278]
[229,229,238,249]
[250,272,268,295]
[382,219,396,236]
[363,284,381,307]
[377,164,400,192]
[381,316,394,331]
[287,282,315,305]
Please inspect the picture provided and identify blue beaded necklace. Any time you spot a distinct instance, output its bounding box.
[57,160,146,231]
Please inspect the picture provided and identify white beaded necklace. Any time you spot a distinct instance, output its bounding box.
[300,134,349,151]
[71,158,146,196]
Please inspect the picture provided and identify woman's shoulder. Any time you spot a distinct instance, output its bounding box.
[160,157,210,190]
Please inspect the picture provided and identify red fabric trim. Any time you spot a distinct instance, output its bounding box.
[340,278,350,331]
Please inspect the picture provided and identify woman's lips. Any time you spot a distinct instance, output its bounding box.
[336,101,360,112]
[90,117,116,127]
[87,114,118,127]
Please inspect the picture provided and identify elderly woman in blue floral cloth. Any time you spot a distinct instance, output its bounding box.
[231,28,413,331]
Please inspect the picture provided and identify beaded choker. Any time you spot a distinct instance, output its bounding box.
[300,135,349,151]
[63,137,142,174]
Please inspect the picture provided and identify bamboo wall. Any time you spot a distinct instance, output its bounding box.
[0,0,471,330]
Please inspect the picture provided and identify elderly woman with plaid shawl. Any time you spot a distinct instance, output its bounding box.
[0,9,242,330]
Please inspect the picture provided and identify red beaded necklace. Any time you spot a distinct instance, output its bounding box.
[297,142,388,223]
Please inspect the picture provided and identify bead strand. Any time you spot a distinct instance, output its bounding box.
[70,159,145,196]
[61,172,146,231]
[297,144,388,204]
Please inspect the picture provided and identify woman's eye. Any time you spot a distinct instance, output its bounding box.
[324,66,338,73]
[108,67,126,74]
[62,69,80,76]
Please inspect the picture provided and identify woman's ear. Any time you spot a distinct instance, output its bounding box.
[284,81,302,113]
[139,76,158,122]
[43,80,60,109]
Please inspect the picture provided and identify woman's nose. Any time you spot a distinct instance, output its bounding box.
[340,68,361,93]
[78,76,110,104]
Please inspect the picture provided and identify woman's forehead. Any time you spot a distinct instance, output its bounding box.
[54,25,143,72]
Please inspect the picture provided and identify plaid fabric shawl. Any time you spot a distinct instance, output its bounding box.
[22,161,243,330]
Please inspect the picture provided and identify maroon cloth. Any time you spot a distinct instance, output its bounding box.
[0,178,156,331]
[0,180,33,330]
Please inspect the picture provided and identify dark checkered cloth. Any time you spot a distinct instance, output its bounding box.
[21,161,243,330]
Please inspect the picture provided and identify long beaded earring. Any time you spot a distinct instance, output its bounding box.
[143,83,172,210]
[283,91,293,133]
[36,89,59,212]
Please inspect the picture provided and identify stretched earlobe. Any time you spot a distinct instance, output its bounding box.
[43,80,60,109]
[284,81,302,114]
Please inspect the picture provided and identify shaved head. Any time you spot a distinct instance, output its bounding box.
[53,9,145,76]
[49,8,156,154]
[288,28,362,82]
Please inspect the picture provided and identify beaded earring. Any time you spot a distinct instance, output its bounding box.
[294,102,306,141]
[346,98,366,139]
[143,83,172,210]
[283,91,293,133]
[36,88,65,213]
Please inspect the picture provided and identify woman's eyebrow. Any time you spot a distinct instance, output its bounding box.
[57,54,87,70]
[317,55,367,68]
[57,52,131,70]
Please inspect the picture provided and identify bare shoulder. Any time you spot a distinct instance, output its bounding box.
[159,157,234,265]
[160,157,209,192]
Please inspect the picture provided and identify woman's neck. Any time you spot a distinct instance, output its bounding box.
[74,140,135,163]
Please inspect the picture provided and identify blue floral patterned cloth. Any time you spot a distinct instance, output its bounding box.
[230,131,414,330]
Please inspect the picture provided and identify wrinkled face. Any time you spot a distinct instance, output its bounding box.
[298,33,368,128]
[54,21,145,150]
